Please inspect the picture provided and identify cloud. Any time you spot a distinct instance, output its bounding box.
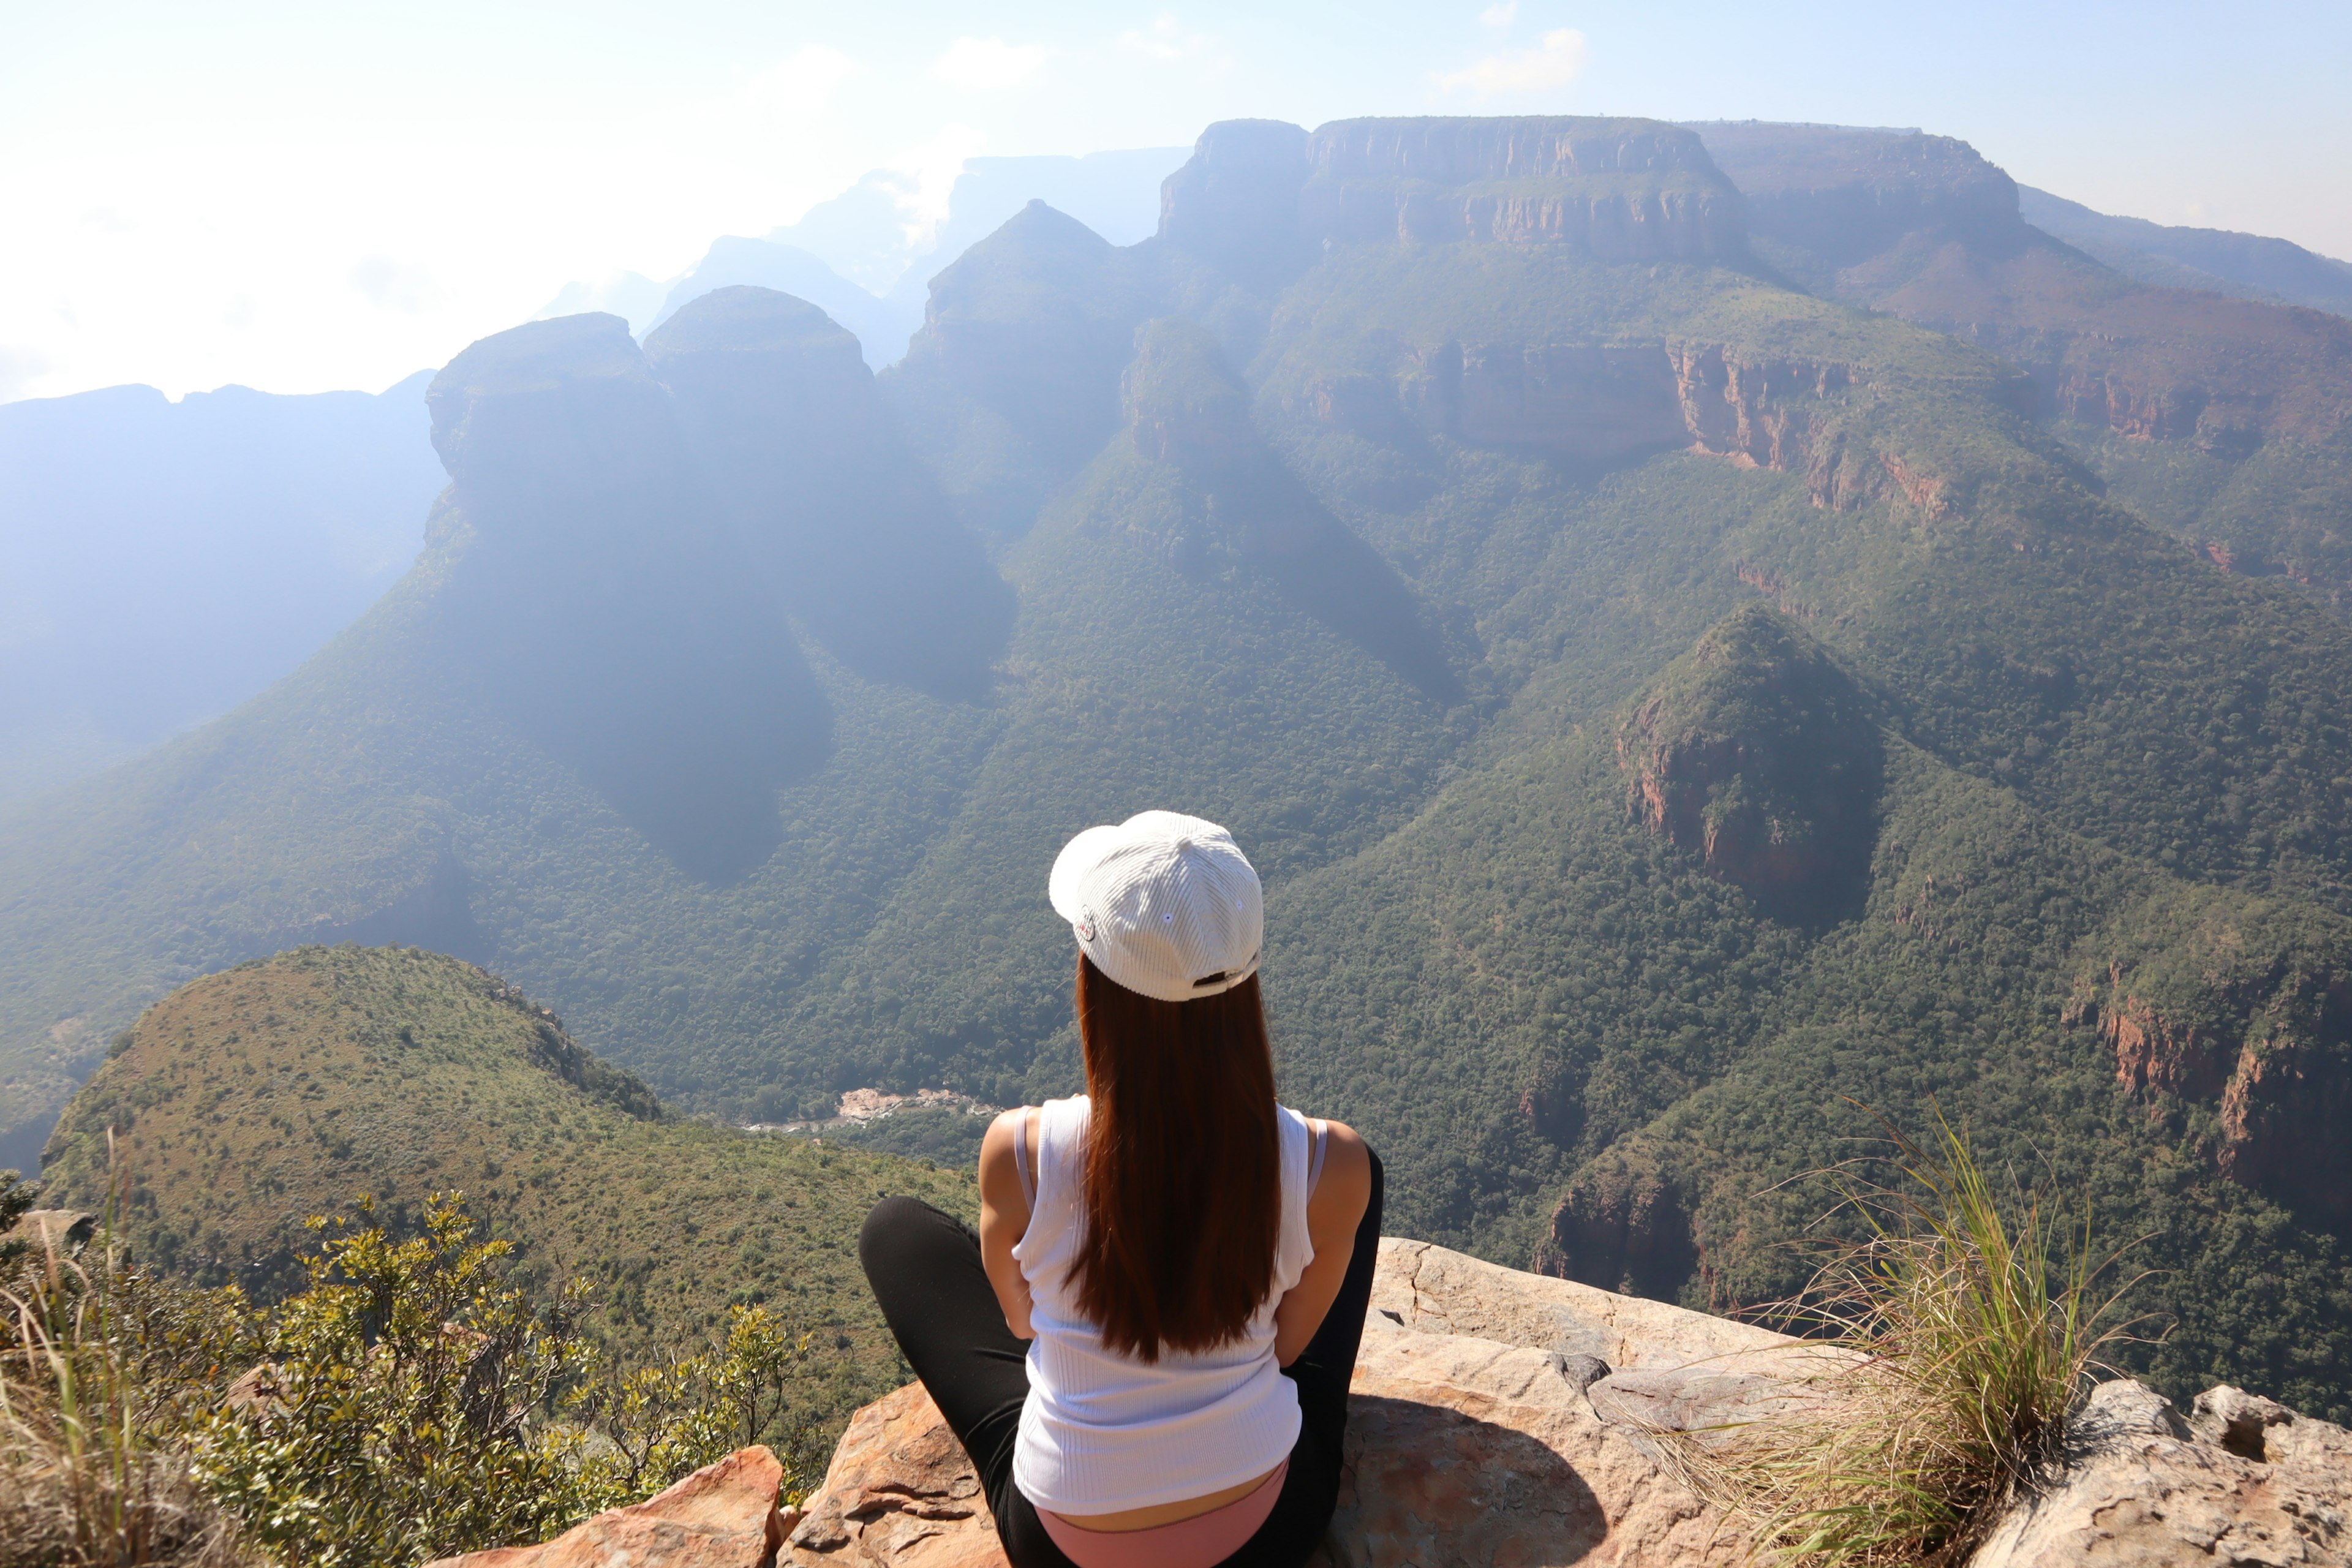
[931,36,1046,90]
[1479,1,1518,26]
[1436,27,1588,97]
[348,257,443,315]
[1116,15,1220,62]
[747,44,856,117]
[887,123,989,247]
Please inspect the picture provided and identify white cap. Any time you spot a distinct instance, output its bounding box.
[1049,810,1264,1004]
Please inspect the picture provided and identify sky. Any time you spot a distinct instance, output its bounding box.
[4,0,2348,404]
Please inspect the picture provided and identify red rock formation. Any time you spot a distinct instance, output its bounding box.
[1539,1143,1698,1301]
[426,1446,791,1568]
[2089,956,2352,1224]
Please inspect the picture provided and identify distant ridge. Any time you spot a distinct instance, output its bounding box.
[2018,185,2352,317]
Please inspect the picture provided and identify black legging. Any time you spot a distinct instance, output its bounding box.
[859,1150,1384,1568]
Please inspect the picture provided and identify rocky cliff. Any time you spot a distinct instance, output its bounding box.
[2073,894,2352,1226]
[1161,116,1747,289]
[1692,120,2352,455]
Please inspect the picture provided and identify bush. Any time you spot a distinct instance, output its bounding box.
[2,1172,817,1567]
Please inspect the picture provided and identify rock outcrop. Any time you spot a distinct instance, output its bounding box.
[2073,895,2352,1225]
[1616,603,1883,925]
[784,1239,1793,1568]
[426,1446,794,1568]
[450,1242,2351,1568]
[1970,1381,2352,1567]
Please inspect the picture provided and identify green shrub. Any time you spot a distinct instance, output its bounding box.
[4,1178,817,1568]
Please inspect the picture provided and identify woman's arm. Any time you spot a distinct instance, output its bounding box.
[977,1107,1038,1341]
[1272,1120,1371,1366]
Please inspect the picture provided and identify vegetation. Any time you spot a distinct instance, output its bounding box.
[1,1174,821,1567]
[1654,1114,2136,1567]
[42,946,976,1430]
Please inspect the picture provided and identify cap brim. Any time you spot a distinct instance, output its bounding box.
[1049,824,1129,923]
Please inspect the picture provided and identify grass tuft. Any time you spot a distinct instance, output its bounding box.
[1659,1106,2147,1567]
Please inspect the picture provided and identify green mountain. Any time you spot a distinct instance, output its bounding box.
[6,115,2352,1415]
[41,943,973,1426]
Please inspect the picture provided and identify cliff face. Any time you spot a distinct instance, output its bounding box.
[1692,122,2024,278]
[2075,902,2352,1226]
[1537,1143,1699,1302]
[1159,115,1748,287]
[1302,118,1746,259]
[1615,604,1883,925]
[1307,331,2005,517]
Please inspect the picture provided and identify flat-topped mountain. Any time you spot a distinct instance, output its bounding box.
[7,113,2352,1417]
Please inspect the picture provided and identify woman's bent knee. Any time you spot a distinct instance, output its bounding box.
[859,1195,947,1275]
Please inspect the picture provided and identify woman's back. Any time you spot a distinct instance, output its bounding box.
[1011,1095,1319,1515]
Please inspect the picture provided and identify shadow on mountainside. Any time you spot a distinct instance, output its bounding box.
[1126,317,1463,704]
[427,313,835,884]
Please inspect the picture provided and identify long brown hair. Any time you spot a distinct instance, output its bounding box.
[1071,952,1281,1362]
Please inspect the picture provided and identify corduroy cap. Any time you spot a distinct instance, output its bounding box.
[1048,810,1264,1004]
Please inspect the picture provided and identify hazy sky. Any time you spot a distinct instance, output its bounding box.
[5,1,2347,404]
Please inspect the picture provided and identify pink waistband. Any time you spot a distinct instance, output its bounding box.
[1035,1460,1288,1568]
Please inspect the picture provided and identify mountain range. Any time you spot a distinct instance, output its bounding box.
[9,114,2352,1420]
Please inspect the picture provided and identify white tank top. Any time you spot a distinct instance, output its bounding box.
[1010,1095,1318,1515]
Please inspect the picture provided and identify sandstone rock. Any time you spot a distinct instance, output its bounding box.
[439,1245,2352,1568]
[788,1238,1809,1567]
[1969,1380,2352,1567]
[1370,1236,1789,1371]
[786,1381,1005,1568]
[426,1446,791,1568]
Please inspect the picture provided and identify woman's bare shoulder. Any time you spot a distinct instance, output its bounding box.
[978,1107,1027,1185]
[1308,1119,1371,1222]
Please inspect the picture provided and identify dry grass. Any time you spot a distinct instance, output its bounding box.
[0,1223,254,1568]
[1659,1109,2145,1567]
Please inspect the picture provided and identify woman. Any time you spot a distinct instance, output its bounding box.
[861,810,1381,1568]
